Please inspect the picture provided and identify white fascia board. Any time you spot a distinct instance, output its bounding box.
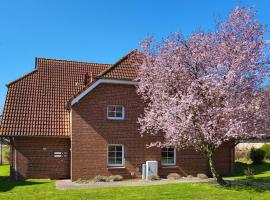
[70,79,136,106]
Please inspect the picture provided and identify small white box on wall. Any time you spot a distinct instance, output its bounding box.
[53,152,63,158]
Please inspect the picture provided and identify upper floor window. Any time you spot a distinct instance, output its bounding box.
[107,105,125,120]
[161,147,176,166]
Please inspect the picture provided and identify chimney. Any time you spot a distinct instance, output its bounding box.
[84,72,90,86]
[90,72,93,83]
[84,72,93,86]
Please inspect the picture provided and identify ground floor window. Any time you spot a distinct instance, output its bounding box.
[161,147,176,166]
[107,144,124,167]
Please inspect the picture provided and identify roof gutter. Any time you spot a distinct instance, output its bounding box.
[70,79,137,106]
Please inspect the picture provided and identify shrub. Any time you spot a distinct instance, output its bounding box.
[93,175,108,182]
[108,175,123,182]
[244,167,254,179]
[260,143,270,160]
[75,179,91,184]
[249,147,265,164]
[197,173,208,179]
[167,173,181,180]
[186,175,194,179]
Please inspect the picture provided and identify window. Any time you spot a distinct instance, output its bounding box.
[107,144,124,167]
[161,147,176,166]
[107,105,125,120]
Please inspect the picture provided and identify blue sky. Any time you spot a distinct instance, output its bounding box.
[0,0,269,113]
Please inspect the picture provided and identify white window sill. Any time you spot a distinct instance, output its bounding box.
[161,165,177,168]
[107,118,125,120]
[107,166,125,169]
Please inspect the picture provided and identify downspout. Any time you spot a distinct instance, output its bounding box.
[11,137,18,180]
[70,109,72,180]
[14,147,17,180]
[0,137,2,165]
[10,137,13,178]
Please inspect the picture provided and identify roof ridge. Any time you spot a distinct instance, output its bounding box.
[97,49,138,78]
[6,69,38,87]
[36,57,112,66]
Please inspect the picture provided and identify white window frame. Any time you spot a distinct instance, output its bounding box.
[107,105,125,120]
[107,144,125,167]
[161,147,176,166]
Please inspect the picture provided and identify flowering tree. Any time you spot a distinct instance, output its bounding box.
[137,6,269,185]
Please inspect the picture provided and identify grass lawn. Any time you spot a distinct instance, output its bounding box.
[226,160,270,183]
[1,164,270,200]
[0,164,9,177]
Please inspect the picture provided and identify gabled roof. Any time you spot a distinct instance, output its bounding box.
[6,69,38,87]
[0,58,110,137]
[68,50,143,106]
[0,50,143,137]
[97,49,143,80]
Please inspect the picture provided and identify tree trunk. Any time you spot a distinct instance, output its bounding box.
[205,146,227,186]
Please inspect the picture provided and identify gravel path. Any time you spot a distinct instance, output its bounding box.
[56,178,215,190]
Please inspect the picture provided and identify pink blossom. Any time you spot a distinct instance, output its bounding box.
[137,6,269,153]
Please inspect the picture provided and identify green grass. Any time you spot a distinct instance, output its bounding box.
[0,164,9,177]
[1,164,270,200]
[226,160,270,183]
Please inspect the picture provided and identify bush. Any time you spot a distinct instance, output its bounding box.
[249,147,265,164]
[93,175,108,182]
[108,175,123,182]
[93,175,124,182]
[260,143,270,160]
[197,173,208,179]
[167,173,181,180]
[75,179,91,184]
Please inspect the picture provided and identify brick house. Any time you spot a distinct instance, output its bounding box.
[0,50,235,180]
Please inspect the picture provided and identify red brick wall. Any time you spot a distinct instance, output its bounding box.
[71,83,234,180]
[10,137,70,179]
[214,142,235,175]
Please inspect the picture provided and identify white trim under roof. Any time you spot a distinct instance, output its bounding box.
[70,79,136,106]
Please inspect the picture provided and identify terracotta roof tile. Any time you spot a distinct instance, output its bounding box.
[68,50,143,105]
[0,50,143,137]
[0,58,110,137]
[98,49,143,80]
